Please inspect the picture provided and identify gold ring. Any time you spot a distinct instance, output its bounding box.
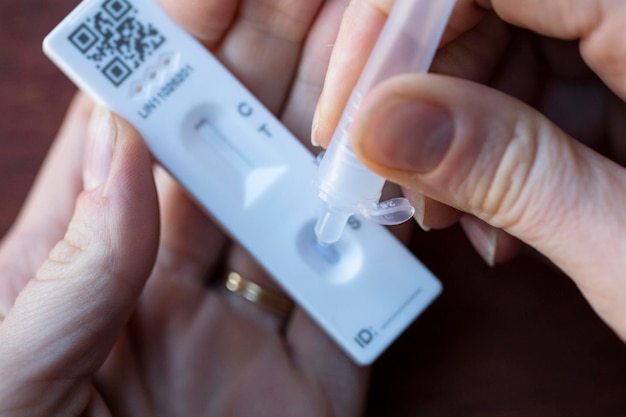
[225,272,293,316]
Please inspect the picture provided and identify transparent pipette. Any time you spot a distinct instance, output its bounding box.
[314,0,456,246]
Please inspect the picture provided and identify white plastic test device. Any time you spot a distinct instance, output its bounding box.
[43,0,446,365]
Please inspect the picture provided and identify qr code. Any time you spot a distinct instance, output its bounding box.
[68,0,166,87]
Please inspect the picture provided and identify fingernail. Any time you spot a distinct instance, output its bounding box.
[479,227,498,267]
[461,217,498,267]
[83,106,115,190]
[404,188,430,231]
[311,104,320,147]
[360,98,453,173]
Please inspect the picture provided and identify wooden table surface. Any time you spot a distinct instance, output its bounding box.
[1,1,625,415]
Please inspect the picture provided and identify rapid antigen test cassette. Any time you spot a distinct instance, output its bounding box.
[43,0,442,365]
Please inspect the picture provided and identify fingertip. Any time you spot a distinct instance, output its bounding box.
[83,106,114,191]
[104,114,160,274]
[460,215,521,266]
[352,75,454,178]
[403,188,462,231]
[83,109,159,260]
[310,96,338,149]
[310,103,321,147]
[460,215,498,266]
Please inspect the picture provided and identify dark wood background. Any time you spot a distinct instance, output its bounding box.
[1,1,625,415]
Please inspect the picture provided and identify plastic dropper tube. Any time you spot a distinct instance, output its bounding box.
[314,0,456,246]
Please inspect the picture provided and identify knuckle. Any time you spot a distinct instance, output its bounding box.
[55,223,91,262]
[36,220,106,281]
[584,34,624,80]
[468,115,543,229]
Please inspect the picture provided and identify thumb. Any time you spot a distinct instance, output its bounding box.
[351,74,626,339]
[0,108,159,414]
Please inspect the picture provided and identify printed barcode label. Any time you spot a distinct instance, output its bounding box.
[68,0,166,87]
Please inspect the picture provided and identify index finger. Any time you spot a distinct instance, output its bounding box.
[487,0,626,100]
[313,0,626,148]
[310,0,491,148]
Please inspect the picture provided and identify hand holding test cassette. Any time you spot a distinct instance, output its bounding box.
[43,0,451,365]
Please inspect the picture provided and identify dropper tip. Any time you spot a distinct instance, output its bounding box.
[314,208,351,246]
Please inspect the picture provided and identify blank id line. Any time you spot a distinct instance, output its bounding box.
[381,288,422,330]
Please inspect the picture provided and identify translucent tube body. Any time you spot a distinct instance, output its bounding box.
[315,0,456,246]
